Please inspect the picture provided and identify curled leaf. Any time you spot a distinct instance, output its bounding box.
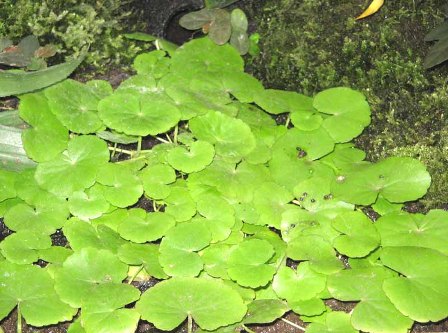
[356,0,384,20]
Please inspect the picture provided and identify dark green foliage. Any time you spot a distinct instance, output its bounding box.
[0,0,146,68]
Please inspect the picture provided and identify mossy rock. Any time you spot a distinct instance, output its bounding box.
[246,0,447,208]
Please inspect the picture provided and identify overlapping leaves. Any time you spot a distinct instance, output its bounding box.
[0,37,440,333]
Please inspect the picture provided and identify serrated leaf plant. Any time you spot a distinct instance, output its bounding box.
[0,36,444,333]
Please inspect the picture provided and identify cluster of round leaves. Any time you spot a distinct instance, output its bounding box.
[0,37,444,333]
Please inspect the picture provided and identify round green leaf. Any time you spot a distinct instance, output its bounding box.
[179,8,214,30]
[189,111,255,162]
[133,50,170,78]
[254,89,312,115]
[287,235,343,274]
[327,267,413,333]
[243,299,288,324]
[159,220,211,277]
[63,218,126,254]
[98,92,181,136]
[331,157,431,205]
[96,163,143,208]
[164,186,197,222]
[35,135,109,198]
[136,277,247,331]
[19,92,68,162]
[331,211,380,258]
[230,8,248,32]
[220,71,263,103]
[170,37,243,74]
[306,311,358,333]
[68,186,110,220]
[54,248,129,308]
[139,163,176,200]
[290,110,323,131]
[381,246,448,322]
[313,87,371,143]
[376,210,448,255]
[0,231,51,264]
[45,79,104,134]
[273,263,326,302]
[118,243,168,279]
[0,262,76,326]
[167,141,215,173]
[227,239,276,288]
[208,9,232,45]
[118,211,176,243]
[4,202,68,234]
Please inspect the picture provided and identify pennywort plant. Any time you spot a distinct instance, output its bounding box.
[0,37,444,333]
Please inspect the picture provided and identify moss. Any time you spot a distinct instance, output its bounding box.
[0,0,147,70]
[249,0,448,208]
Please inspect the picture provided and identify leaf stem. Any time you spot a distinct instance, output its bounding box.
[242,324,256,333]
[165,133,173,143]
[281,318,306,331]
[187,313,193,333]
[108,147,134,156]
[17,304,22,333]
[154,136,170,144]
[136,136,142,157]
[128,265,144,284]
[173,124,179,144]
[284,114,291,128]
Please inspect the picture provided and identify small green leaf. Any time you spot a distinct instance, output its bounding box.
[159,220,211,277]
[68,186,110,220]
[164,186,197,222]
[209,9,232,45]
[167,141,215,173]
[179,8,214,30]
[287,235,343,274]
[136,277,247,331]
[118,243,168,279]
[0,231,51,264]
[190,111,255,162]
[139,163,176,200]
[227,239,276,288]
[306,311,358,333]
[117,210,176,243]
[273,263,327,302]
[313,87,371,143]
[133,50,170,78]
[243,299,288,324]
[331,211,380,258]
[96,163,143,208]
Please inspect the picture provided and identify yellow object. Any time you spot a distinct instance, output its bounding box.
[356,0,384,20]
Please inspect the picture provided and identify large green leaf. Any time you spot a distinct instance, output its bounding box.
[0,262,76,326]
[375,210,448,255]
[98,92,181,136]
[306,311,358,333]
[45,79,104,134]
[189,111,255,162]
[35,135,109,197]
[136,277,247,331]
[54,248,129,308]
[327,267,413,333]
[381,246,448,322]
